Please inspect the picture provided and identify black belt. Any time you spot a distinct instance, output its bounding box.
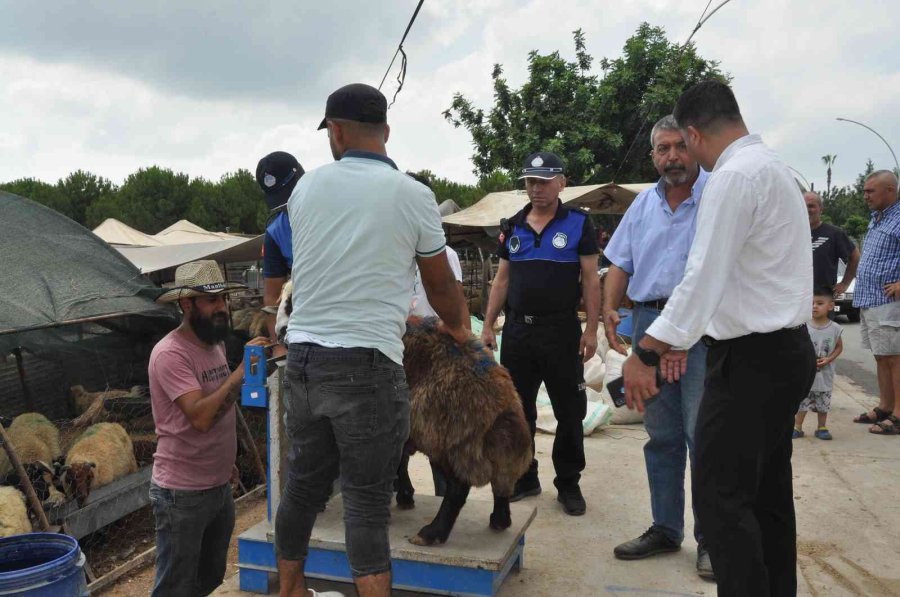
[634,298,668,310]
[508,309,576,326]
[701,324,806,348]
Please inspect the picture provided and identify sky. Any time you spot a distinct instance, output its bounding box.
[1,0,898,192]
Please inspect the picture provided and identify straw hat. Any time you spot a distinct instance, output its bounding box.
[156,260,246,303]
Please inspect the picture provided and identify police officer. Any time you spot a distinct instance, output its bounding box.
[481,151,600,516]
[255,151,304,356]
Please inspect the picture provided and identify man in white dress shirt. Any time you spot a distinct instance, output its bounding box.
[622,80,816,596]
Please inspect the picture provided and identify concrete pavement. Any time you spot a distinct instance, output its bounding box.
[215,373,899,596]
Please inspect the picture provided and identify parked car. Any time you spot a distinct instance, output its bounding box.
[833,262,860,322]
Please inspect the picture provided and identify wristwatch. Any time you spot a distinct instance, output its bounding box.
[634,344,661,368]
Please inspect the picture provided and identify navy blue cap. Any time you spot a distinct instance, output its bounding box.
[317,83,388,130]
[256,151,304,211]
[519,152,565,180]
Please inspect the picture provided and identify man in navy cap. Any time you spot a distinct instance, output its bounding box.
[256,151,304,356]
[275,83,469,597]
[481,151,600,516]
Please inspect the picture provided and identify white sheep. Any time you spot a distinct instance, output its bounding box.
[63,423,138,507]
[0,413,66,506]
[0,486,32,538]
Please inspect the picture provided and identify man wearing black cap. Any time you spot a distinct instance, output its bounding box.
[256,151,304,356]
[481,152,600,516]
[275,83,469,597]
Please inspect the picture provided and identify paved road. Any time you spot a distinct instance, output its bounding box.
[832,316,880,397]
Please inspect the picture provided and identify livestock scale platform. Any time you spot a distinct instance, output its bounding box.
[237,495,536,596]
[236,351,537,596]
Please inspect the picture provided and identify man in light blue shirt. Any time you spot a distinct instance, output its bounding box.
[275,83,469,597]
[603,115,713,581]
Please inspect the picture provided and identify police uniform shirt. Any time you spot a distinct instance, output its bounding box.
[497,199,598,315]
[263,210,293,278]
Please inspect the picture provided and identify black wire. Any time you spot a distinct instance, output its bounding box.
[610,0,730,182]
[378,0,425,105]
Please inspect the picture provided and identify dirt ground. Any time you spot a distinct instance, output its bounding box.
[96,491,267,596]
[106,373,900,596]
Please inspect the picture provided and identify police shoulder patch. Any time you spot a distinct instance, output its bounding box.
[509,235,521,253]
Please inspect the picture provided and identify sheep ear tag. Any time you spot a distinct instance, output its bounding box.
[241,344,269,408]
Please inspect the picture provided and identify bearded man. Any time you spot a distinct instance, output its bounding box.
[148,260,268,597]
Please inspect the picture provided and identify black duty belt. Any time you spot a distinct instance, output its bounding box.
[634,298,668,310]
[508,309,576,326]
[701,324,806,348]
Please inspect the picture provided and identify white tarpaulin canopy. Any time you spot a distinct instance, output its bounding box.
[442,183,654,250]
[115,236,263,274]
[92,218,165,247]
[154,219,242,244]
[442,182,654,230]
[92,218,263,274]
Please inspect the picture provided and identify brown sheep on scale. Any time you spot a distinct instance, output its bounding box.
[397,316,532,546]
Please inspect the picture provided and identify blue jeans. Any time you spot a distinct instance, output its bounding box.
[275,344,410,577]
[632,306,707,544]
[149,481,235,597]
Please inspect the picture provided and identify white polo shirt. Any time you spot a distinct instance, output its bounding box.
[410,246,463,318]
[285,150,447,364]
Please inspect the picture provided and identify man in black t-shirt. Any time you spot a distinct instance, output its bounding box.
[806,191,860,294]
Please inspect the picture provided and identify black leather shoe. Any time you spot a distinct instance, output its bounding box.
[556,486,586,516]
[509,476,541,502]
[613,527,681,560]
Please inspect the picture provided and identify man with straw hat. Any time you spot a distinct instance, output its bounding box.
[148,260,268,597]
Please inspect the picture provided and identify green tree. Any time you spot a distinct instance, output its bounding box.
[0,177,72,219]
[408,169,515,209]
[57,170,115,226]
[86,166,192,233]
[822,159,874,230]
[821,154,837,200]
[187,170,268,234]
[444,24,728,184]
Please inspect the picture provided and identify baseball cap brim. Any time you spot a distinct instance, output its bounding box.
[317,118,327,130]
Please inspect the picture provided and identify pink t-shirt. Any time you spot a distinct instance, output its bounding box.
[148,330,236,490]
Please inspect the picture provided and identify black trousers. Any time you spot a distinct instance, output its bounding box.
[694,327,816,597]
[500,317,587,490]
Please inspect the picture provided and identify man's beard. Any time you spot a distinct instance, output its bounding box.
[663,165,692,186]
[190,308,231,345]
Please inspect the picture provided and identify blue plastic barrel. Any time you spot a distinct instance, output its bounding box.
[0,533,89,596]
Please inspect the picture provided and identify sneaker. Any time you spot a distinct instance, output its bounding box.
[556,486,586,516]
[696,546,715,580]
[814,427,833,440]
[792,428,804,439]
[614,527,681,560]
[509,476,541,502]
[309,590,345,597]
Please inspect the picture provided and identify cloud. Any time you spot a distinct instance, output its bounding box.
[0,0,897,193]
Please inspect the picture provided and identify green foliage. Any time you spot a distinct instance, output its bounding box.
[5,166,269,235]
[822,159,874,239]
[1,177,72,219]
[444,24,728,184]
[409,169,515,208]
[57,170,115,226]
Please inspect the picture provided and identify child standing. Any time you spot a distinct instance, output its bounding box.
[794,286,844,440]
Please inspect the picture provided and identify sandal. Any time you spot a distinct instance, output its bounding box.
[869,415,899,435]
[854,407,890,424]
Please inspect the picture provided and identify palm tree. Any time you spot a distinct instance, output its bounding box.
[821,154,837,200]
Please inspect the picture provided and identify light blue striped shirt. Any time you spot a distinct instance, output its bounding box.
[604,170,708,303]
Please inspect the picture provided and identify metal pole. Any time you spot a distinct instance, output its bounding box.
[836,117,900,172]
